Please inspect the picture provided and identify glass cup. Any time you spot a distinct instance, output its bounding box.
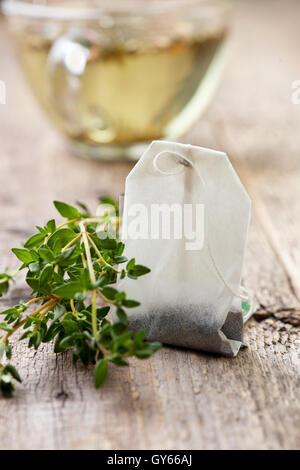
[3,0,232,160]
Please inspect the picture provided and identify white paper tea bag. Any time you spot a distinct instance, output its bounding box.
[117,141,255,357]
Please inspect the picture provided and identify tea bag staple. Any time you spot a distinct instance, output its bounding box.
[117,141,255,357]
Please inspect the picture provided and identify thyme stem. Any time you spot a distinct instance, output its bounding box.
[62,233,82,252]
[3,299,57,341]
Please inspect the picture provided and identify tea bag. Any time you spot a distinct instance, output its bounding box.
[117,141,255,357]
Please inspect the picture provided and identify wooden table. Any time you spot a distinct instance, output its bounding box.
[0,0,299,450]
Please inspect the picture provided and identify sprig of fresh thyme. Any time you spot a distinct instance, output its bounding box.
[0,198,161,397]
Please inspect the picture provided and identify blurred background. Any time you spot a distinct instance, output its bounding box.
[1,0,233,160]
[0,0,300,208]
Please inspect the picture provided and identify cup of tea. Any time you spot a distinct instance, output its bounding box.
[3,0,232,160]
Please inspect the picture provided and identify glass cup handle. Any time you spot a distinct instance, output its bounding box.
[46,29,92,136]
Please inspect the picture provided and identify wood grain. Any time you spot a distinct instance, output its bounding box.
[0,0,299,450]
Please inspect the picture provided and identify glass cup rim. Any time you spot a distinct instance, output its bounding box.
[2,0,219,21]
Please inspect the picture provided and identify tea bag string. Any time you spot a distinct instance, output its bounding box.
[153,147,250,303]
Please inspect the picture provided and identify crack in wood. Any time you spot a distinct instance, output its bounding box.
[254,304,300,327]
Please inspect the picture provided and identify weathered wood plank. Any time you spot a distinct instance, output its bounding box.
[0,0,299,450]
